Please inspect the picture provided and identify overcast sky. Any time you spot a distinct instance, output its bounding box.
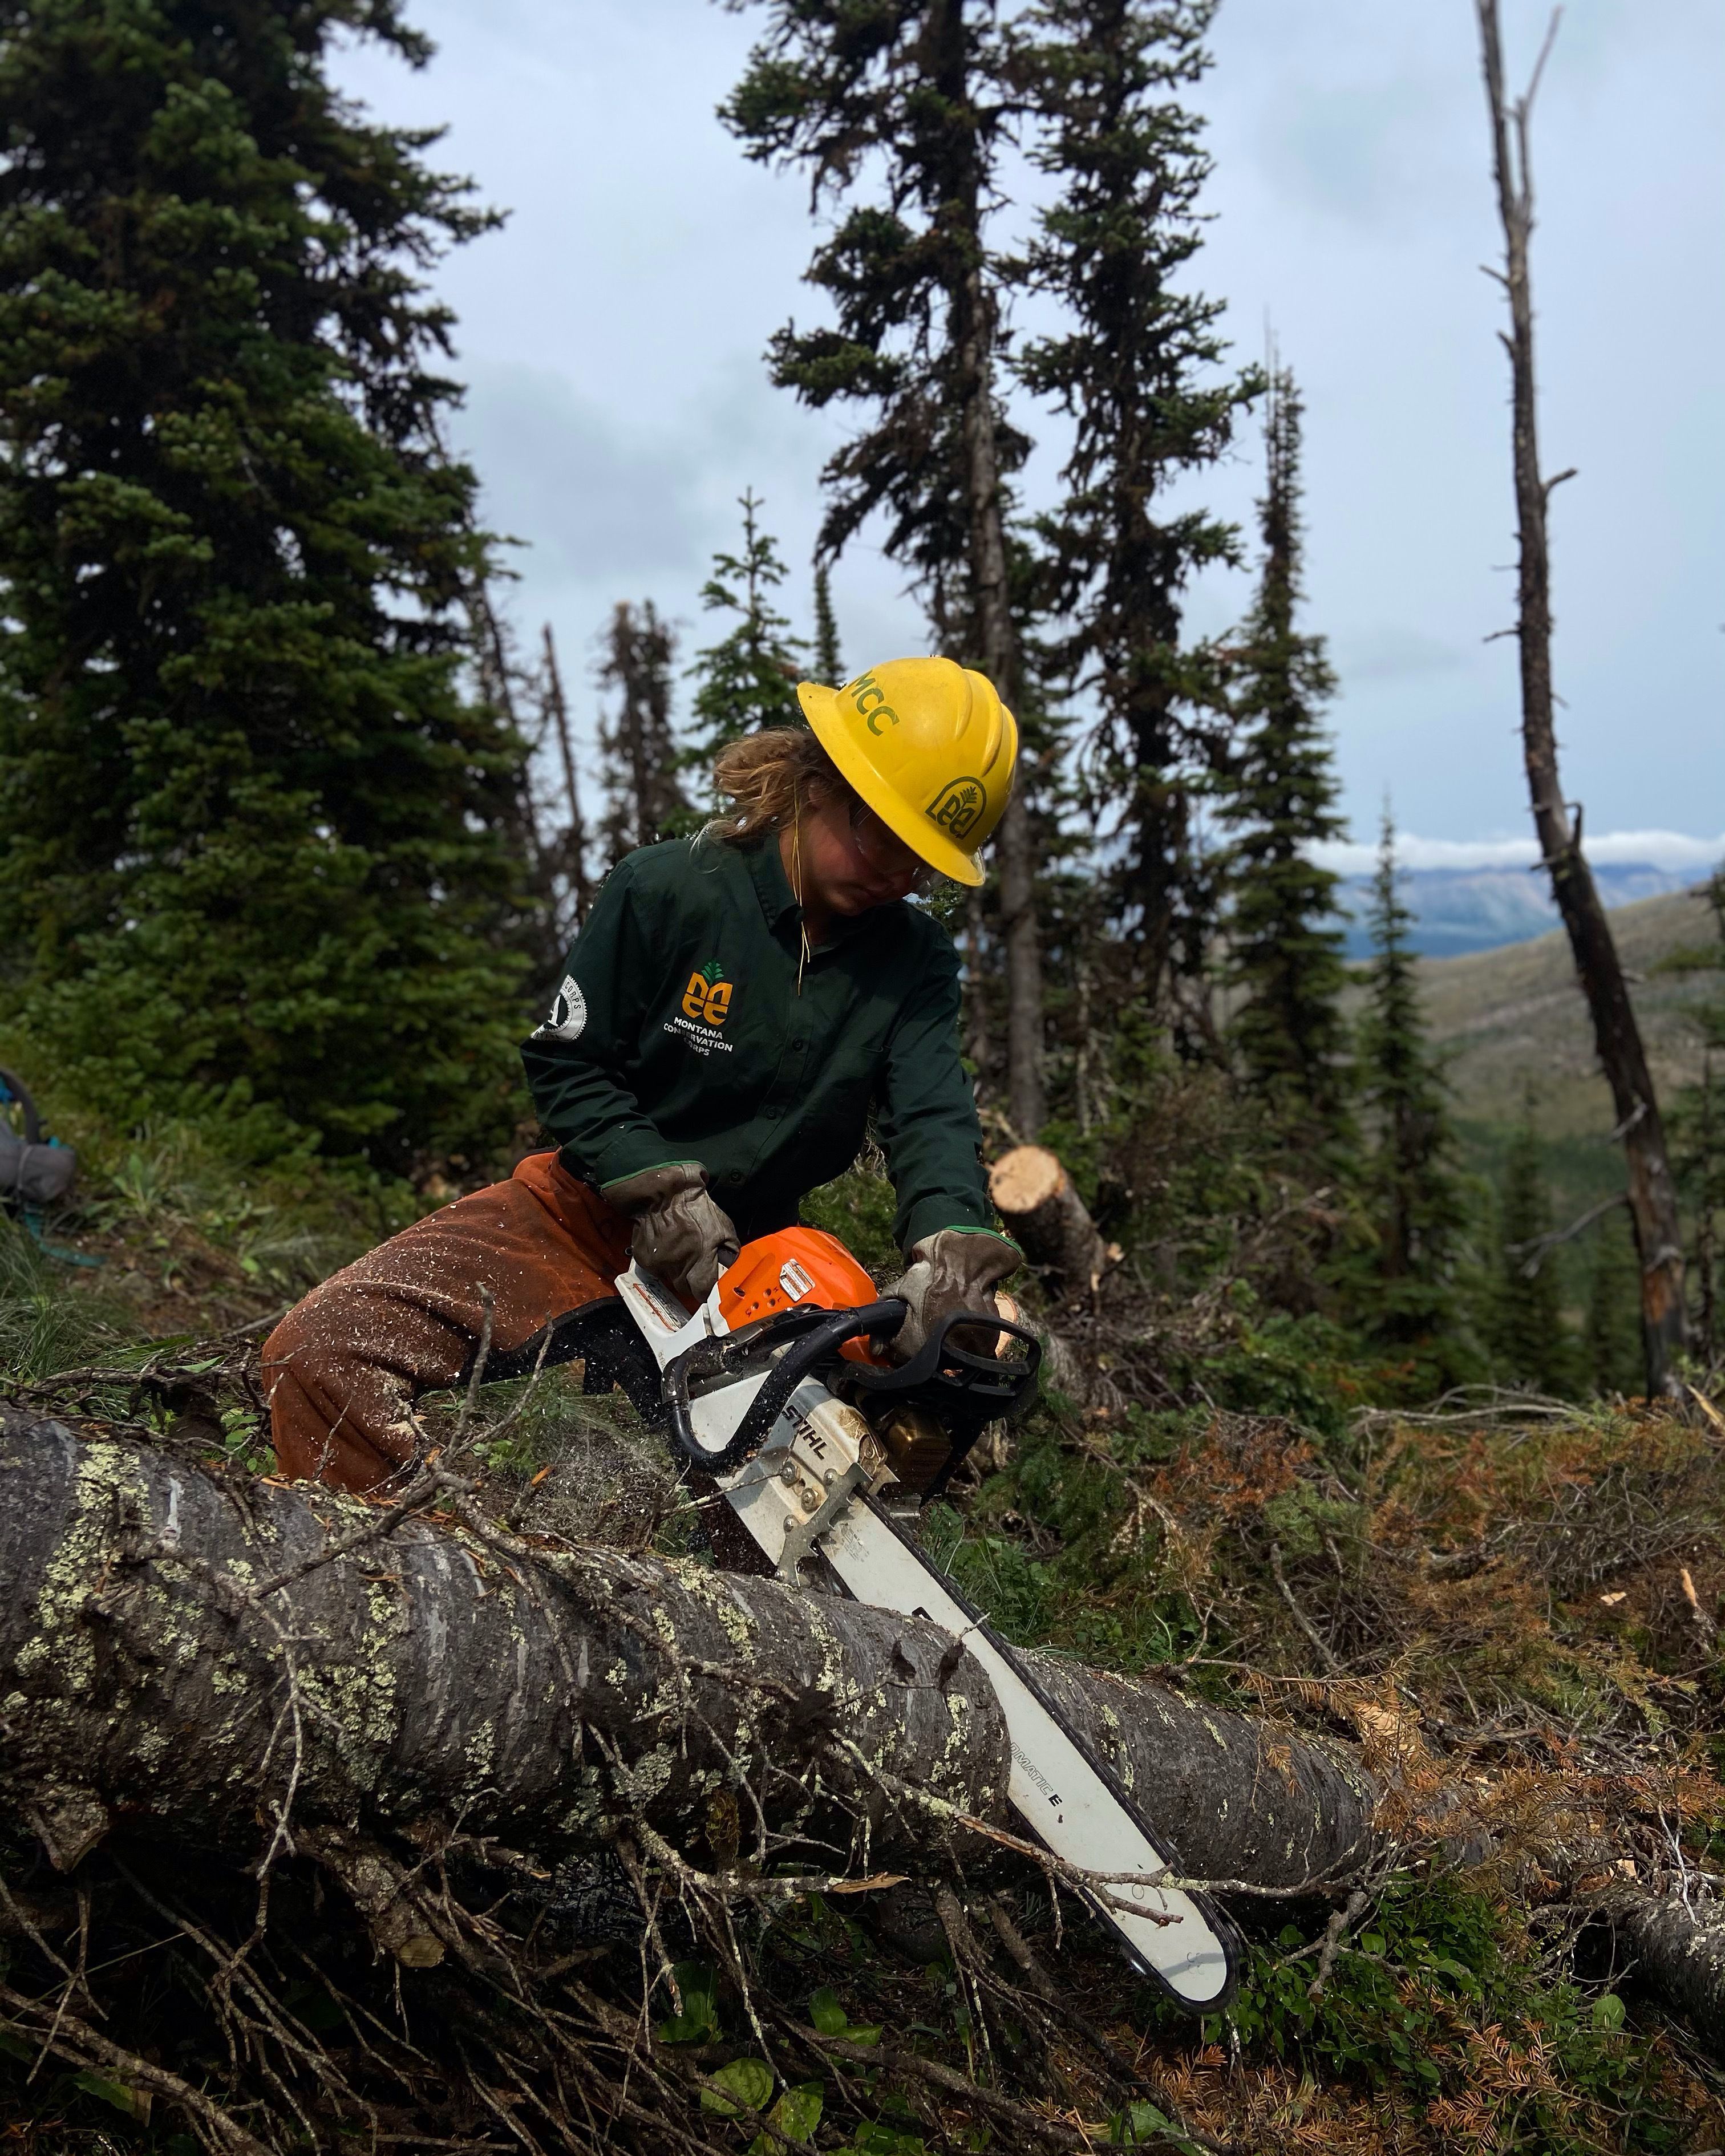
[334,0,1722,854]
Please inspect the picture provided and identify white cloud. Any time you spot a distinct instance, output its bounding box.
[1313,830,1725,875]
[329,0,1724,843]
[1333,625,1467,683]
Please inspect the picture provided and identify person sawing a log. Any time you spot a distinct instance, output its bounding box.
[262,656,1025,1494]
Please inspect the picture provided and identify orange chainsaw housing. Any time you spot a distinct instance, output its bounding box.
[715,1227,892,1367]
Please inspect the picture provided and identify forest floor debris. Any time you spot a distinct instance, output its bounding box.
[1,1208,1722,2153]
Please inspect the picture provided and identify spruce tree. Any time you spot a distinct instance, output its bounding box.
[1354,813,1473,1356]
[0,0,528,1169]
[1491,1103,1578,1395]
[722,0,1049,1137]
[685,490,804,763]
[1215,368,1349,1134]
[1012,0,1259,1016]
[1669,868,1724,1363]
[812,561,844,686]
[1584,1207,1645,1398]
[597,601,687,865]
[540,623,594,935]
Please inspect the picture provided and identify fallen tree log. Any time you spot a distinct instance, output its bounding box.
[3,1411,1719,2064]
[1605,1891,1725,2043]
[0,1409,1370,1896]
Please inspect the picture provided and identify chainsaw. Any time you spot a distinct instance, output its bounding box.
[614,1224,1241,2011]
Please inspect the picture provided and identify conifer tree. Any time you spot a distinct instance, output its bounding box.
[722,0,1048,1137]
[1491,1103,1578,1395]
[0,0,527,1169]
[686,491,804,762]
[1215,368,1348,1133]
[1669,869,1724,1363]
[1584,1208,1645,1398]
[1355,814,1472,1351]
[540,624,594,934]
[1013,0,1259,1015]
[812,562,844,687]
[597,602,687,865]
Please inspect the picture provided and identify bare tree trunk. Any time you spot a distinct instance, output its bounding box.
[965,884,995,1105]
[927,0,1044,1140]
[1476,1,1688,1392]
[542,622,593,930]
[959,267,1045,1140]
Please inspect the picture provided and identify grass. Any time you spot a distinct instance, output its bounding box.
[0,1217,131,1383]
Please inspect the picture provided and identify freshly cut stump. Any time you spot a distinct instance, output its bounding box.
[990,1145,1109,1297]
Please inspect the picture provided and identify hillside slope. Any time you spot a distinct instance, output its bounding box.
[1415,884,1716,1140]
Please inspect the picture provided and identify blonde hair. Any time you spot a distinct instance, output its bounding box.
[706,727,859,848]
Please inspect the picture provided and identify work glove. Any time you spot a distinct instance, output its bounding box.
[881,1228,1022,1366]
[603,1162,740,1308]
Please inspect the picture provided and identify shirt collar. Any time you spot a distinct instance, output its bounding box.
[745,836,800,930]
[743,835,899,949]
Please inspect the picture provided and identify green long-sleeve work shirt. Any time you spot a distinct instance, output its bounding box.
[519,835,993,1252]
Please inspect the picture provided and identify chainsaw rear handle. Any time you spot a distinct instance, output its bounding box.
[664,1300,906,1477]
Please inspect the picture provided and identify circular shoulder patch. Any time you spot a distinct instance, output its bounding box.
[535,974,587,1043]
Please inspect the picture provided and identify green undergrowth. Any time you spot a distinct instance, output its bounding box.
[638,1872,1697,2156]
[1210,1877,1686,2153]
[0,1215,132,1382]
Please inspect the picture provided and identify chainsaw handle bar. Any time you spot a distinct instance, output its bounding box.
[845,1308,1042,1501]
[664,1300,907,1477]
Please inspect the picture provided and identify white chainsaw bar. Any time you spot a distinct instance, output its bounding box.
[614,1262,1240,2009]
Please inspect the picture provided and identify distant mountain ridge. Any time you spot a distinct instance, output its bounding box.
[1409,886,1716,1170]
[1335,861,1707,958]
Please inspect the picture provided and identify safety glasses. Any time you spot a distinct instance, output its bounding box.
[846,800,938,897]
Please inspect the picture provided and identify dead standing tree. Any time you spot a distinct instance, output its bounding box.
[1476,0,1688,1392]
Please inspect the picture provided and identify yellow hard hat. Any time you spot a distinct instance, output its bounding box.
[796,655,1018,888]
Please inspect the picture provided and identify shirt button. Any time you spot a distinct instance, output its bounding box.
[766,1107,781,1120]
[723,1171,744,1186]
[791,1039,806,1051]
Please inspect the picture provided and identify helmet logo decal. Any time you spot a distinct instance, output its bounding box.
[928,776,987,840]
[847,670,900,737]
[681,964,733,1028]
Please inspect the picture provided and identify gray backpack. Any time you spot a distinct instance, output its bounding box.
[0,1068,78,1210]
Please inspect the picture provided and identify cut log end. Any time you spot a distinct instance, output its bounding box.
[990,1145,1066,1216]
[989,1146,1108,1298]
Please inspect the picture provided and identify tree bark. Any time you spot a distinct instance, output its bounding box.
[927,0,1044,1141]
[0,1412,1372,1897]
[7,1412,1723,2050]
[1603,1893,1725,2049]
[1476,1,1688,1392]
[990,1145,1110,1298]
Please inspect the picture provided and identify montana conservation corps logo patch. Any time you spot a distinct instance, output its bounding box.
[667,959,736,1057]
[927,775,986,841]
[681,959,733,1027]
